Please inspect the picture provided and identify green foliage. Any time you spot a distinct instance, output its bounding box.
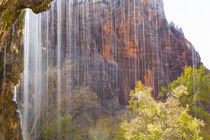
[161,65,210,138]
[167,66,210,106]
[40,114,83,140]
[119,82,204,140]
[88,116,123,140]
[89,127,110,140]
[38,85,102,140]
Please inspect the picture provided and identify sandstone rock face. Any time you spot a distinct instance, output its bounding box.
[43,0,201,104]
[0,14,24,140]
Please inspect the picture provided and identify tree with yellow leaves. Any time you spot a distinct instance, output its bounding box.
[119,81,204,140]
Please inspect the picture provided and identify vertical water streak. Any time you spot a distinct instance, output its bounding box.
[155,0,160,95]
[22,9,30,140]
[22,9,44,139]
[45,9,49,118]
[149,1,155,95]
[13,86,17,102]
[57,0,62,117]
[141,0,146,75]
[35,13,42,137]
[192,45,197,114]
[66,0,73,95]
[133,0,137,82]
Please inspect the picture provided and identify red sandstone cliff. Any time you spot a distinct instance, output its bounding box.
[43,0,201,104]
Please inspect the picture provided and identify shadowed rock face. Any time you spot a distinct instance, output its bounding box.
[82,0,201,103]
[0,1,53,139]
[43,0,201,104]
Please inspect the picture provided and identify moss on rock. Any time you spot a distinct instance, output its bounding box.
[0,0,53,139]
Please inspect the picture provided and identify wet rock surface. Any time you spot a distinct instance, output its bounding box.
[0,0,53,139]
[43,0,201,104]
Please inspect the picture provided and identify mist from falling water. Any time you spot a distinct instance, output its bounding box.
[21,0,73,139]
[22,9,44,139]
[21,0,149,138]
[56,0,62,118]
[19,0,189,139]
[22,10,29,140]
